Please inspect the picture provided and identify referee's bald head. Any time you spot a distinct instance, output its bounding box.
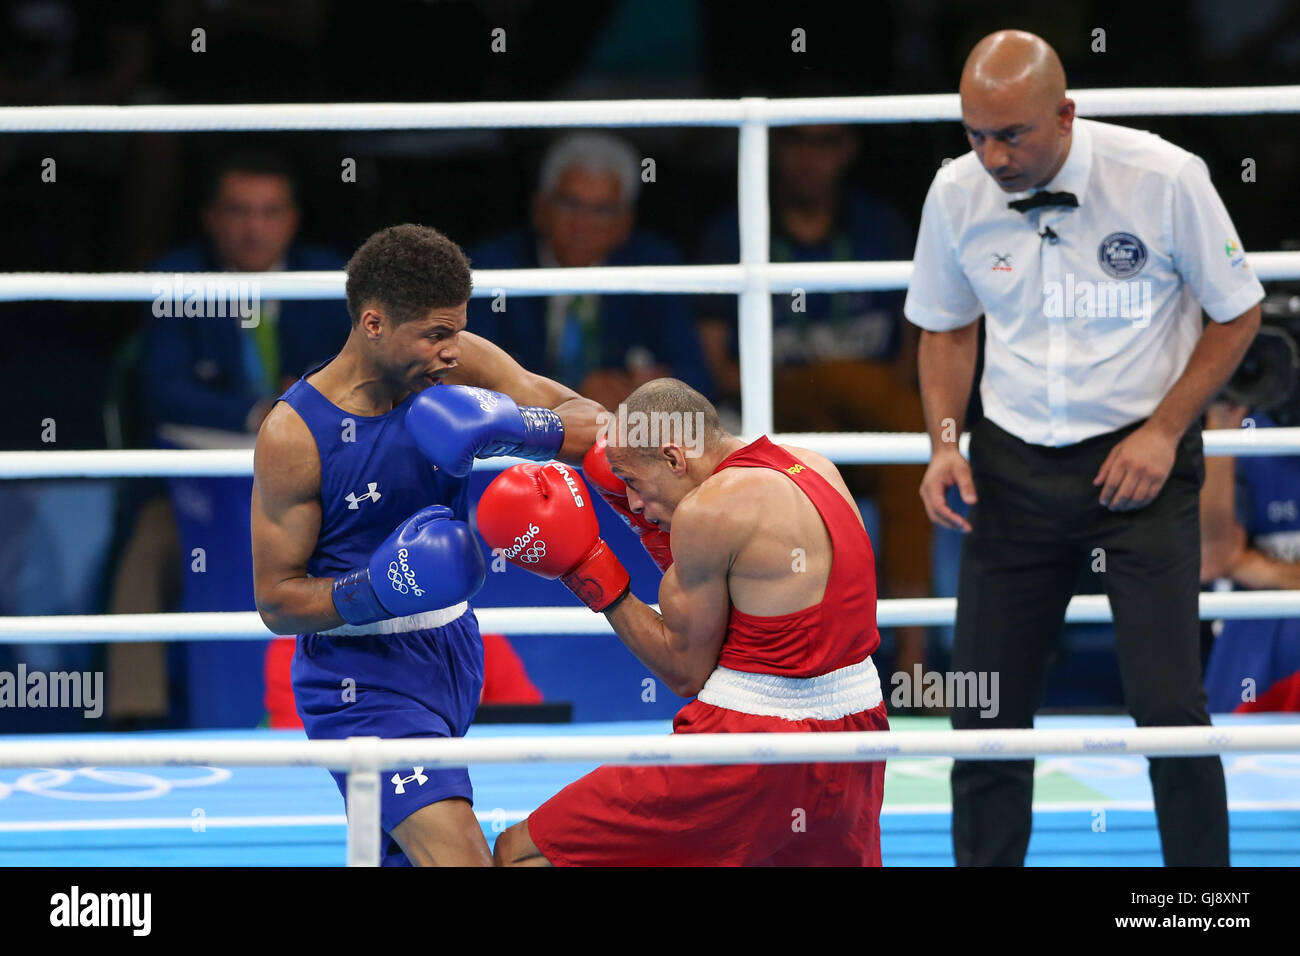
[958,30,1075,193]
[961,30,1066,107]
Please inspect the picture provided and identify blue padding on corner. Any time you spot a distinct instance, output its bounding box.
[168,475,266,728]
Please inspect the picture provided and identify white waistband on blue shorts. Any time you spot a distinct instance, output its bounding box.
[695,655,882,721]
[318,602,469,637]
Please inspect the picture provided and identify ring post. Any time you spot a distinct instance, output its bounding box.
[738,98,773,439]
[345,735,382,867]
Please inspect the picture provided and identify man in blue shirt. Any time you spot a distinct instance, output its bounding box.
[141,150,351,437]
[130,151,352,723]
[468,132,712,412]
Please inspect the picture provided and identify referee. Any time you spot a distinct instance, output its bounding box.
[906,30,1263,866]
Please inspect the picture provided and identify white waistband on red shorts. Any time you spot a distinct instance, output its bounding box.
[695,655,883,721]
[318,602,469,637]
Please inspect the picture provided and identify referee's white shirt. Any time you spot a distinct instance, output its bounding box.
[904,117,1265,447]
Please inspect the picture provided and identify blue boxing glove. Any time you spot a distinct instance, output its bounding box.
[331,505,486,626]
[406,385,565,478]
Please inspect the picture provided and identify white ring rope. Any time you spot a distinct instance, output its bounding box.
[2,590,1298,644]
[0,725,1297,770]
[0,87,1298,133]
[4,253,1300,301]
[0,448,537,478]
[1,427,1298,481]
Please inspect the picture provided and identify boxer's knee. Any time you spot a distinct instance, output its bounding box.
[493,822,520,865]
[391,797,493,866]
[494,819,550,866]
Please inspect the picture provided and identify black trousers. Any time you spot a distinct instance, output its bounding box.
[950,417,1230,866]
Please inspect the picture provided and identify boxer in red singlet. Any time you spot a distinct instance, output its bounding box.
[480,378,889,866]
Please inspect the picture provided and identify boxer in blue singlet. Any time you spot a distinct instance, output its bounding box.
[252,224,602,866]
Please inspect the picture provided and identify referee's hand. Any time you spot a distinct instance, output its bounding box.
[1092,423,1178,512]
[920,447,977,532]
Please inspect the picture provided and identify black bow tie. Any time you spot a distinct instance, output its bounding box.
[1008,191,1078,214]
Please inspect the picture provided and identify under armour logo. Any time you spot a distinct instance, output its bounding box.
[391,767,428,795]
[992,253,1013,272]
[346,482,382,509]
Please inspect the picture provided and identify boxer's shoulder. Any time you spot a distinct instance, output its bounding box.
[673,470,766,549]
[682,468,761,518]
[254,402,320,496]
[682,467,800,541]
[256,402,317,467]
[778,444,846,487]
[778,444,862,524]
[695,464,787,505]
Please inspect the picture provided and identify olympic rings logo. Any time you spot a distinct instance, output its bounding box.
[387,548,424,597]
[502,523,545,562]
[0,766,231,802]
[518,541,547,564]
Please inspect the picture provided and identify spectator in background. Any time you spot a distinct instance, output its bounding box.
[1201,401,1300,711]
[468,132,712,411]
[140,149,350,438]
[114,151,350,728]
[696,124,931,682]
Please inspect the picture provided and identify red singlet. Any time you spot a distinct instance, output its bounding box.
[527,437,889,866]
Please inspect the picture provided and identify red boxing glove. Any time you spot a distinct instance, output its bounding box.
[582,433,674,571]
[478,461,630,612]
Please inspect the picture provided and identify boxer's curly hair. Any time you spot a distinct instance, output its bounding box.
[345,224,473,326]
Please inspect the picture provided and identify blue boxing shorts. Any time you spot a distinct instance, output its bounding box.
[291,606,484,866]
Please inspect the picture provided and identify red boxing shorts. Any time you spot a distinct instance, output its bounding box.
[527,656,888,866]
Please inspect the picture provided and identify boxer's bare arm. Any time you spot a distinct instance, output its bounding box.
[445,331,605,464]
[251,404,344,635]
[603,489,741,697]
[604,448,862,695]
